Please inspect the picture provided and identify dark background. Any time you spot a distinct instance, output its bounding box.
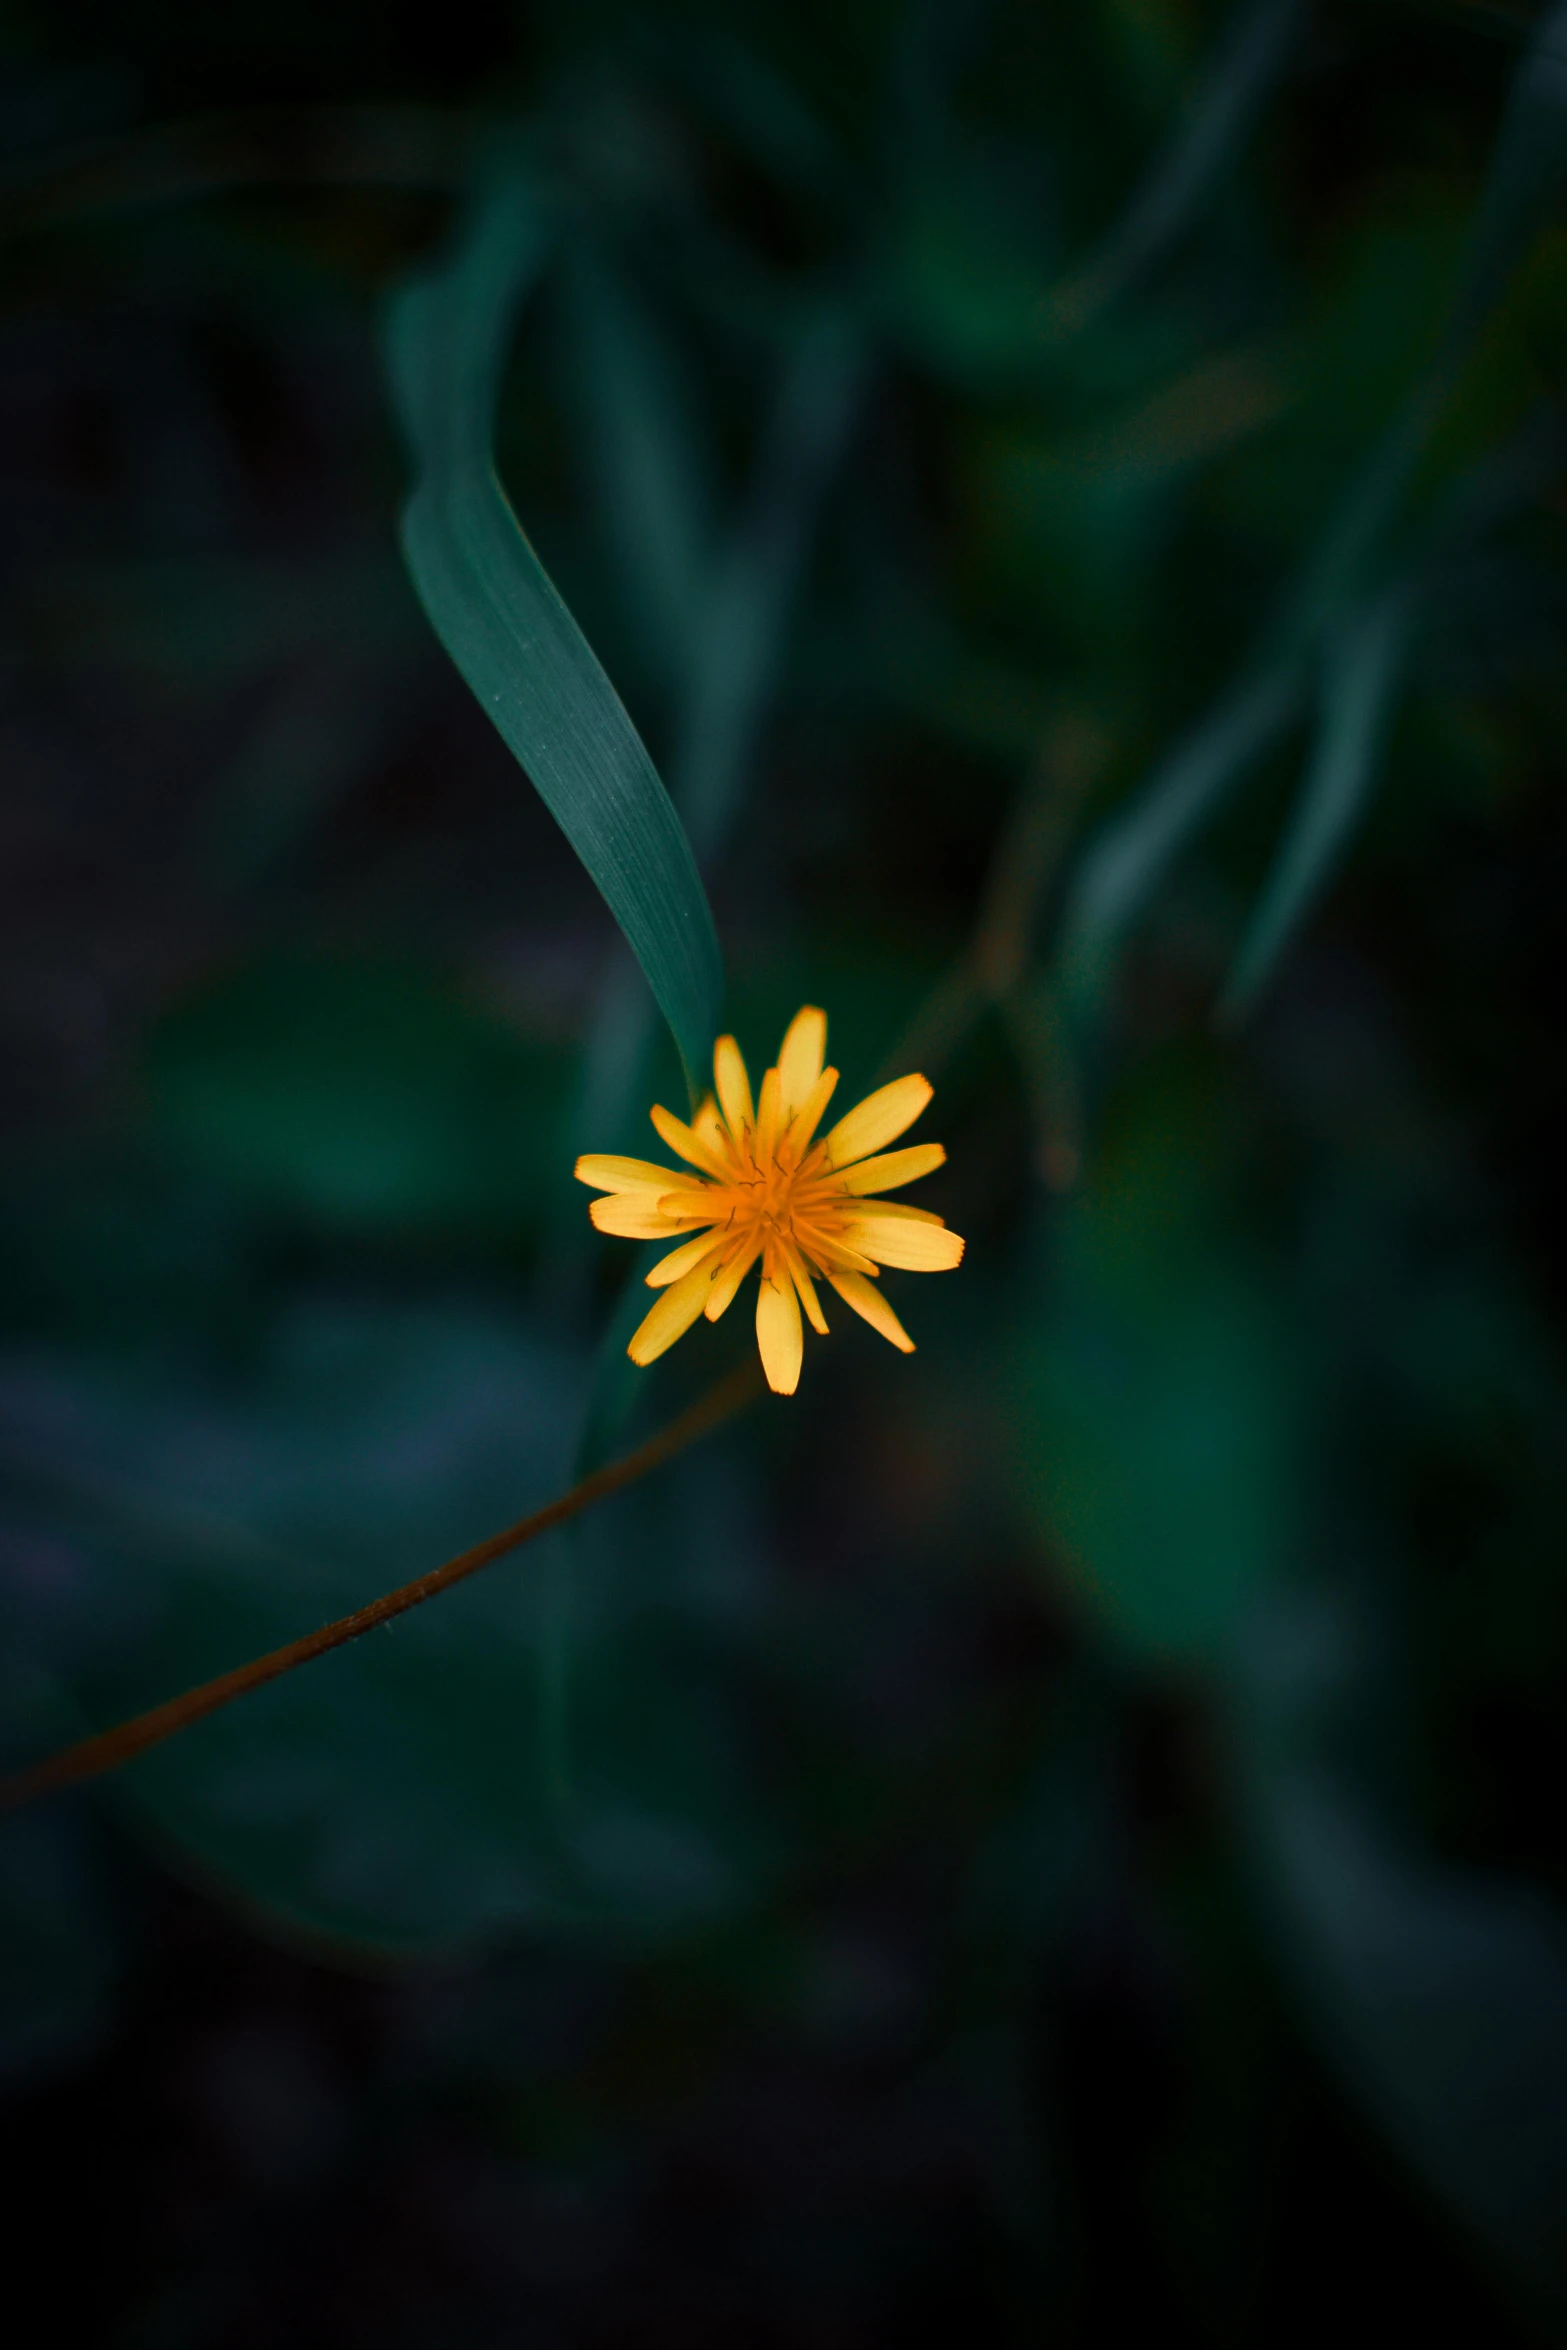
[4,1,1567,2341]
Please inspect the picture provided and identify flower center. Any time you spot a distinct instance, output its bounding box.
[713,1124,836,1253]
[731,1154,795,1231]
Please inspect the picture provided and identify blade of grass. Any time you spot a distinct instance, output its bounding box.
[1058,662,1305,1016]
[386,168,724,1096]
[1220,591,1412,1021]
[1053,0,1306,331]
[1285,0,1567,641]
[1057,1,1567,1015]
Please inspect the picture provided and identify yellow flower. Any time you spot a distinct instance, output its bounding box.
[575,1005,964,1395]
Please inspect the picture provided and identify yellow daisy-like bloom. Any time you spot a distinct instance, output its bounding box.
[574,1005,964,1395]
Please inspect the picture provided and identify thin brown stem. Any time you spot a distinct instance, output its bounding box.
[0,1357,763,1815]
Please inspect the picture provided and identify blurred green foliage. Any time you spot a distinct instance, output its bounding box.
[3,0,1567,2338]
[146,953,572,1235]
[1013,1055,1302,1662]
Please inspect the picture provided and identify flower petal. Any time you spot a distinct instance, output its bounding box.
[777,1005,827,1117]
[843,1213,964,1271]
[835,1143,946,1196]
[838,1197,944,1224]
[646,1231,725,1287]
[693,1093,728,1161]
[755,1269,803,1394]
[575,1153,685,1195]
[591,1194,691,1239]
[658,1188,728,1223]
[823,1074,932,1168]
[714,1034,754,1139]
[650,1102,730,1180]
[788,1065,839,1156]
[780,1236,829,1335]
[793,1223,881,1277]
[828,1269,915,1352]
[705,1233,761,1321]
[628,1259,721,1365]
[754,1064,782,1165]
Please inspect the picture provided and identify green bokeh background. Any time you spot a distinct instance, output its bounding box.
[3,1,1567,2339]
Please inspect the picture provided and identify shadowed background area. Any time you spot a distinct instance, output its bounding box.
[4,0,1567,2341]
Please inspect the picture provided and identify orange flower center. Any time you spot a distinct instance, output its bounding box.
[702,1129,841,1265]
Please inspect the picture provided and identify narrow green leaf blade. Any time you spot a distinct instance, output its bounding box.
[1221,591,1412,1020]
[1059,660,1303,1015]
[1446,0,1567,353]
[1055,0,1305,329]
[386,172,724,1093]
[1289,1,1567,641]
[1060,3,1567,1028]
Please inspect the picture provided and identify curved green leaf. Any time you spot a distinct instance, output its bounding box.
[1447,0,1567,355]
[145,950,572,1236]
[1010,1069,1301,1664]
[386,171,724,1094]
[1220,591,1412,1021]
[1055,0,1306,331]
[1288,0,1567,640]
[1060,3,1567,1021]
[1059,661,1303,1015]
